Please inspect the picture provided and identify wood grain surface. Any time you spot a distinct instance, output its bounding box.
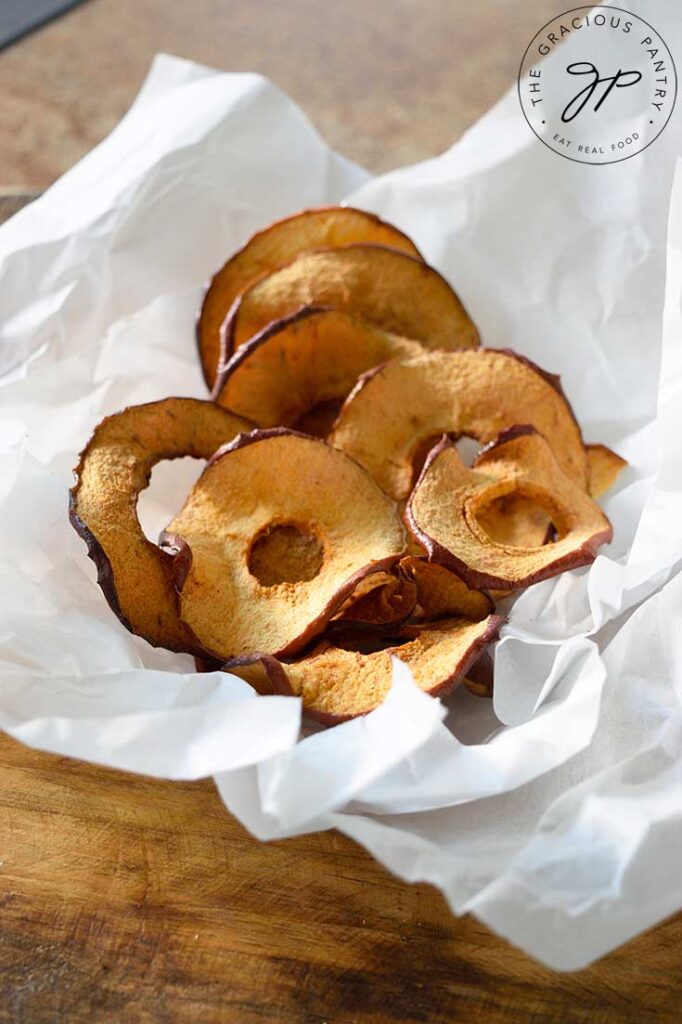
[1,731,681,1024]
[0,0,570,184]
[0,2,680,1021]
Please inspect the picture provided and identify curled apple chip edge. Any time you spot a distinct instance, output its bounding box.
[197,205,424,389]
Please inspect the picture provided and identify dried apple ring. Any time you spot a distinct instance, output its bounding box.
[222,244,479,359]
[330,552,494,633]
[212,306,422,431]
[463,650,495,698]
[239,616,502,725]
[586,443,627,497]
[197,206,423,389]
[220,653,287,696]
[407,426,612,591]
[330,349,588,500]
[329,570,418,634]
[161,430,407,660]
[399,556,494,621]
[69,398,252,652]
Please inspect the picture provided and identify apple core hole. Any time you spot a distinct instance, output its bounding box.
[455,436,484,466]
[248,523,324,586]
[411,433,481,488]
[138,456,206,545]
[476,493,556,548]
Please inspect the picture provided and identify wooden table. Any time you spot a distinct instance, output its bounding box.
[1,3,680,1021]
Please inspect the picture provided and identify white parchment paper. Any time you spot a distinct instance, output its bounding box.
[2,1,682,969]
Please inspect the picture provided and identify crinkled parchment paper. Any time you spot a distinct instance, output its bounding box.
[1,1,681,969]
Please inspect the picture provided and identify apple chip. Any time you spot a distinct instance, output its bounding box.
[213,306,422,430]
[586,442,627,497]
[463,651,494,697]
[223,245,479,358]
[197,206,423,389]
[399,556,493,621]
[261,616,503,724]
[69,398,252,652]
[221,653,289,696]
[330,349,588,500]
[330,553,492,631]
[161,430,407,660]
[330,569,418,633]
[407,426,612,591]
[473,493,553,548]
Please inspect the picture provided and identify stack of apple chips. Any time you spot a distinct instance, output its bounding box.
[70,208,624,723]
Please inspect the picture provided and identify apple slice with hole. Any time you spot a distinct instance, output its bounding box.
[330,348,588,501]
[406,426,612,592]
[69,398,252,653]
[222,244,479,360]
[213,306,423,433]
[230,616,502,725]
[161,429,407,660]
[197,206,423,389]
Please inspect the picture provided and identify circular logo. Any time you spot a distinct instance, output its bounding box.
[518,7,677,164]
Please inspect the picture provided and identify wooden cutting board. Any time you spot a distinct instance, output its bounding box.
[0,729,680,1024]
